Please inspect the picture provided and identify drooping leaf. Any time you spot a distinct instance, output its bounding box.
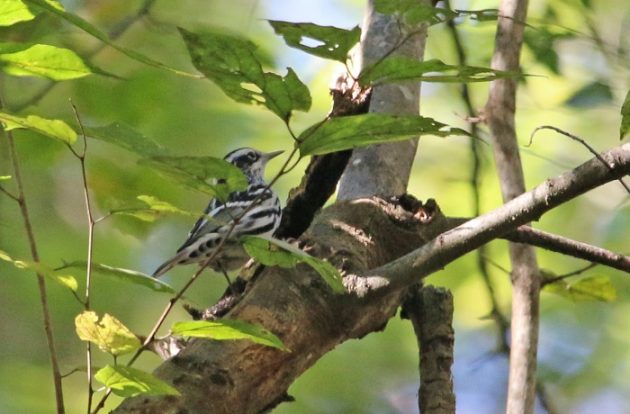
[21,0,197,77]
[178,27,311,121]
[374,0,457,25]
[138,155,248,201]
[0,42,95,80]
[241,235,344,293]
[95,365,180,398]
[84,122,166,157]
[298,114,469,156]
[0,111,76,144]
[620,89,630,140]
[172,320,288,351]
[0,0,63,26]
[268,21,360,62]
[0,249,78,291]
[75,311,141,356]
[359,57,517,86]
[60,261,176,294]
[523,28,573,75]
[565,81,613,108]
[544,276,617,302]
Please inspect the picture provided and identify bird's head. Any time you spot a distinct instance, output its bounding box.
[224,147,283,183]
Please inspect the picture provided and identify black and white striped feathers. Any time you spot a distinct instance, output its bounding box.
[152,148,283,278]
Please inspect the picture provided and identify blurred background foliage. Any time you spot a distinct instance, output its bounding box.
[0,0,628,412]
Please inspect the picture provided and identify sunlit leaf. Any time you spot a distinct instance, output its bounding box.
[0,42,94,80]
[60,261,176,294]
[544,276,617,302]
[620,89,630,140]
[179,27,311,121]
[139,155,248,200]
[0,0,63,26]
[298,114,469,156]
[0,111,76,144]
[0,249,78,290]
[75,311,141,356]
[241,235,344,293]
[374,0,457,25]
[95,365,180,397]
[22,0,197,77]
[0,175,10,180]
[172,320,288,351]
[84,122,166,157]
[268,21,360,62]
[359,57,517,86]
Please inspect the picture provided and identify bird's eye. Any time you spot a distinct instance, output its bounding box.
[247,152,258,162]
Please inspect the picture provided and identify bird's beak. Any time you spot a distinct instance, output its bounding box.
[262,150,284,161]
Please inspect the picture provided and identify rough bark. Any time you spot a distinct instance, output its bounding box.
[485,0,538,412]
[403,286,455,414]
[114,144,630,414]
[337,0,428,200]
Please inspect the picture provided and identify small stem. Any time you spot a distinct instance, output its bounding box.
[70,102,97,414]
[1,94,65,413]
[0,183,19,201]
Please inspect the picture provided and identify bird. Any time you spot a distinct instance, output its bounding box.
[152,147,283,280]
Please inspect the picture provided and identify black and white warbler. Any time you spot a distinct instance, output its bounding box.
[152,147,283,279]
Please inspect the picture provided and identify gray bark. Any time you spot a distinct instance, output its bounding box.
[485,0,539,412]
[338,0,428,200]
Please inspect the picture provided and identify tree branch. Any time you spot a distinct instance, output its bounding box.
[485,0,537,412]
[337,0,429,200]
[403,285,455,414]
[114,144,628,414]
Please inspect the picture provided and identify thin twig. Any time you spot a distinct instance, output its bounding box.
[0,94,65,413]
[529,125,630,194]
[0,183,19,201]
[69,102,97,414]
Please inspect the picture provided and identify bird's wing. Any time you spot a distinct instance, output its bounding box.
[176,199,246,253]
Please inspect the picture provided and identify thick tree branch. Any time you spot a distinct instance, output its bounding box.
[115,144,628,414]
[338,0,429,200]
[403,285,455,414]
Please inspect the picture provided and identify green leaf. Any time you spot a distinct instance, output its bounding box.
[179,27,312,121]
[0,111,77,144]
[139,155,248,200]
[113,195,197,222]
[0,42,93,80]
[359,57,517,86]
[75,311,141,356]
[565,81,613,108]
[172,320,288,351]
[60,261,176,294]
[523,28,573,75]
[0,175,10,180]
[241,235,344,293]
[298,114,469,156]
[0,249,78,291]
[21,0,197,77]
[544,276,617,302]
[84,122,166,157]
[268,21,360,62]
[374,0,457,25]
[620,90,630,140]
[95,365,180,398]
[0,0,63,26]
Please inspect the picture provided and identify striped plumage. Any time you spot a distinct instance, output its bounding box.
[152,148,283,278]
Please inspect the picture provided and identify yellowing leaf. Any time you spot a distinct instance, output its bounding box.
[544,276,617,302]
[75,311,141,356]
[0,43,93,80]
[0,249,78,291]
